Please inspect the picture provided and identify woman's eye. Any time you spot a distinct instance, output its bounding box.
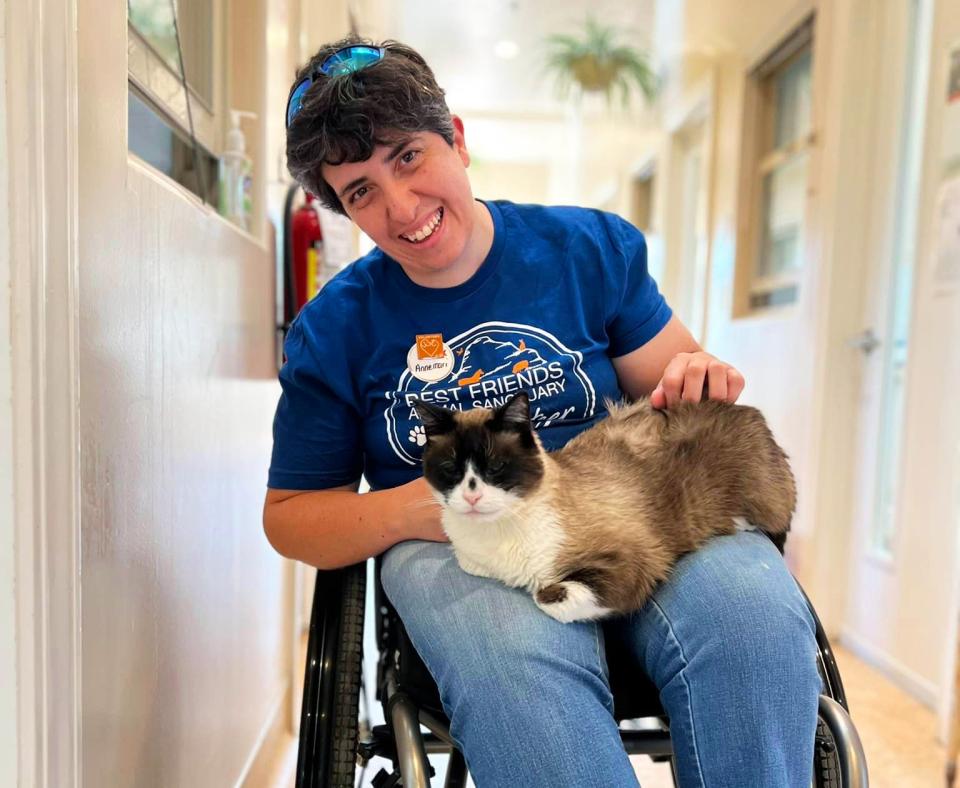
[349,186,369,204]
[400,149,420,165]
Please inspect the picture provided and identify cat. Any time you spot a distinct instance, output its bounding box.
[413,391,795,623]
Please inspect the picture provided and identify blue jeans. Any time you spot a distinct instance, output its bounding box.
[381,530,821,787]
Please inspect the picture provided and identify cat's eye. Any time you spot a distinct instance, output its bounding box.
[438,459,457,474]
[487,459,506,474]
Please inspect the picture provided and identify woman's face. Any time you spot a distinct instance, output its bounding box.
[320,117,490,288]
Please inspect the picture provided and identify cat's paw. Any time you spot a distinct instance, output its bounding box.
[535,582,613,623]
[456,556,494,579]
[408,425,427,446]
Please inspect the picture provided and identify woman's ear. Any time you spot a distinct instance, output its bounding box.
[451,115,470,168]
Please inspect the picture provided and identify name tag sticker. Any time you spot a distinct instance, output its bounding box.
[408,334,454,382]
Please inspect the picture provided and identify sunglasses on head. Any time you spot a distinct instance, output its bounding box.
[285,45,386,128]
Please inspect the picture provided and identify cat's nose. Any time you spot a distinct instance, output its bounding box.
[463,490,482,507]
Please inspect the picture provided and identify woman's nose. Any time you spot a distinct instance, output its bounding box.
[383,183,418,225]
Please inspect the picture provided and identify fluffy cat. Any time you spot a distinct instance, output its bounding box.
[414,392,795,623]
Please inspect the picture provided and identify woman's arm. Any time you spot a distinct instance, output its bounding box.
[611,314,745,407]
[263,477,446,569]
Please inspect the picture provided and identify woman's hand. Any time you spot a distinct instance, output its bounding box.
[649,351,745,409]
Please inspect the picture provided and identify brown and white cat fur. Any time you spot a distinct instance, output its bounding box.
[415,392,795,623]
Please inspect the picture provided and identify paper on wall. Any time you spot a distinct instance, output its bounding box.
[933,176,960,292]
[944,40,960,169]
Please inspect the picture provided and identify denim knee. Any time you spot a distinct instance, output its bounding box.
[701,575,821,701]
[379,540,637,788]
[379,540,615,721]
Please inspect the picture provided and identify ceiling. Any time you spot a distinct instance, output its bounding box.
[364,0,658,114]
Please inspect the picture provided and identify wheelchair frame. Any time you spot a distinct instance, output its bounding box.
[296,560,868,788]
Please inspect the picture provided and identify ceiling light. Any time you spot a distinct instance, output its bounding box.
[494,40,519,60]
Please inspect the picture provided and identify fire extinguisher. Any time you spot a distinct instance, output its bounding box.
[289,191,324,315]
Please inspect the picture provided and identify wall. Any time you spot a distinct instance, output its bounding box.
[645,0,960,718]
[77,1,290,784]
[0,0,17,783]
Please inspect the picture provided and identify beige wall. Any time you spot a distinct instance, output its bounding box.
[77,0,297,784]
[0,0,16,782]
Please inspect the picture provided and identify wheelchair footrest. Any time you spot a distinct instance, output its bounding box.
[371,768,402,788]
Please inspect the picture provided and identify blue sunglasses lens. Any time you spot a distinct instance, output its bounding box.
[318,45,385,77]
[286,77,314,126]
[286,46,385,126]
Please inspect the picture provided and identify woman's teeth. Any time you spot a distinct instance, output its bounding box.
[402,208,443,243]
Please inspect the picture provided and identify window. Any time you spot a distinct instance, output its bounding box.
[128,85,218,203]
[127,0,220,202]
[736,19,814,314]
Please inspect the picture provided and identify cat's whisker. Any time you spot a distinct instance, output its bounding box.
[406,496,441,511]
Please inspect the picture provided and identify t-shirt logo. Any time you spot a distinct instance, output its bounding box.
[387,321,597,465]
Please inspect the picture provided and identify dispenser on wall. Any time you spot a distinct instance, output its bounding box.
[219,109,256,231]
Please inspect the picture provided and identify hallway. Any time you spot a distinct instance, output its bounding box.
[4,0,960,786]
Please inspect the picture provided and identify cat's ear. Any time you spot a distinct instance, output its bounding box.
[412,399,456,438]
[494,392,531,430]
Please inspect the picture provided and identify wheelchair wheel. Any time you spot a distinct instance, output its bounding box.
[297,563,367,788]
[814,716,841,787]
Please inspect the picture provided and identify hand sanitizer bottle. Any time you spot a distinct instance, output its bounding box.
[219,109,256,231]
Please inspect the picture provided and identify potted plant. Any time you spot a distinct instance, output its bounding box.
[545,17,659,107]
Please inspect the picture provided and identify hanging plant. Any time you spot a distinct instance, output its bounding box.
[545,17,659,107]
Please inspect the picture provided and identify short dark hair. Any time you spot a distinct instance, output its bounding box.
[285,38,455,215]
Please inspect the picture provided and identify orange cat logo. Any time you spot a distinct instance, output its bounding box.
[415,334,445,360]
[458,369,484,386]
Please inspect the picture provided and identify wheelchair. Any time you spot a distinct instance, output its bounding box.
[296,554,869,788]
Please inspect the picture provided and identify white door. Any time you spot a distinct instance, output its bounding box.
[841,0,941,706]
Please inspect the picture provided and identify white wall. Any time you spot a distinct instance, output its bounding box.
[0,1,18,783]
[77,1,291,784]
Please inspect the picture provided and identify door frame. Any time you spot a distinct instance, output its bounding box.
[5,0,82,785]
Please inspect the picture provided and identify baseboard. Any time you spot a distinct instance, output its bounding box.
[235,680,294,788]
[839,626,939,710]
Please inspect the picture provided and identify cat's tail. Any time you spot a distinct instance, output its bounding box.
[765,531,788,554]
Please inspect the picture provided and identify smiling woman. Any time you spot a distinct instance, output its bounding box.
[269,32,823,788]
[284,40,496,287]
[319,125,493,288]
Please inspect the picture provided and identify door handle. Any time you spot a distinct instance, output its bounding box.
[846,328,881,355]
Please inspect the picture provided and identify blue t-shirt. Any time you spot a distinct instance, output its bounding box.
[268,200,672,491]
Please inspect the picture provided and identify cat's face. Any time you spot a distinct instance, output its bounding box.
[415,393,544,520]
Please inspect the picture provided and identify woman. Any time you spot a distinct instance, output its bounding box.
[265,37,820,787]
